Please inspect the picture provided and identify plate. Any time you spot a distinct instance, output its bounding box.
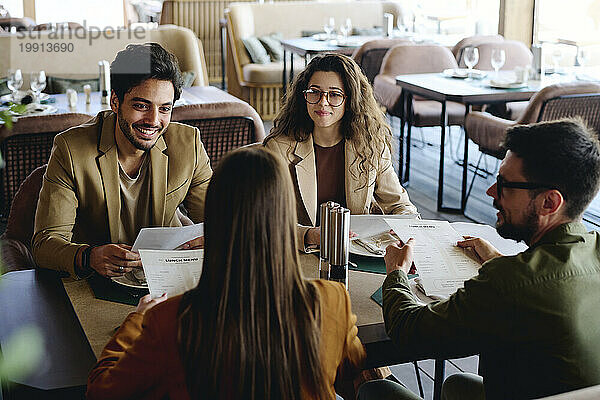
[330,39,362,47]
[487,80,528,89]
[350,231,398,258]
[311,33,329,41]
[442,68,486,79]
[0,91,49,103]
[112,270,148,289]
[12,103,57,116]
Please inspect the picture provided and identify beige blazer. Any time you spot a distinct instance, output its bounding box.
[32,111,212,277]
[87,279,365,400]
[265,135,417,243]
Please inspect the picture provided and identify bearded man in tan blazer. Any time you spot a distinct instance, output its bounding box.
[32,43,212,279]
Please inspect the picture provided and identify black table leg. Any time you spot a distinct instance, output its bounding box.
[282,49,287,97]
[461,104,472,212]
[289,53,295,87]
[404,92,413,184]
[437,100,462,213]
[433,359,446,400]
[398,90,405,182]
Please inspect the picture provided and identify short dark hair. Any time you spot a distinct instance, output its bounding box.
[110,42,183,103]
[503,118,600,219]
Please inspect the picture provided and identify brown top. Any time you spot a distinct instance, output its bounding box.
[86,279,366,400]
[314,139,346,223]
[117,155,151,245]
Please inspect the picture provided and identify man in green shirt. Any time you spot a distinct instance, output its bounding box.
[359,119,600,400]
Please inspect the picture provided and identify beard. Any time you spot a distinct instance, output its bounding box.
[117,112,165,152]
[495,199,540,244]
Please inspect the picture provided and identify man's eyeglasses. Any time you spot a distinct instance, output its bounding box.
[496,175,558,199]
[303,88,346,107]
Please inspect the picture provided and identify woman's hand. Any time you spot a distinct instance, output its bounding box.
[135,293,167,314]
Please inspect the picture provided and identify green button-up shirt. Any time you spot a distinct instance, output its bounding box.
[383,222,600,399]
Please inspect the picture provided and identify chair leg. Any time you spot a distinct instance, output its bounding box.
[413,361,425,398]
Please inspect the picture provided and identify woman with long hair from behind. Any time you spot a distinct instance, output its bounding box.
[264,53,417,250]
[87,147,365,400]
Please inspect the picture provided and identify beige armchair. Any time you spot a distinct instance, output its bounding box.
[463,81,600,206]
[452,34,504,67]
[373,44,465,181]
[352,38,413,84]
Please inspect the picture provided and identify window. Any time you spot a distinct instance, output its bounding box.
[35,0,125,28]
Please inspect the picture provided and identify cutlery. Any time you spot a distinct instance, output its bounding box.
[353,238,385,255]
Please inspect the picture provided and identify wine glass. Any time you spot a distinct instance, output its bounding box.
[463,46,479,80]
[339,18,352,44]
[491,48,506,79]
[324,17,335,40]
[552,47,562,74]
[576,48,587,68]
[30,71,47,103]
[6,69,23,102]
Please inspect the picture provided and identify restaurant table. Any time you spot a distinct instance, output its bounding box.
[44,85,247,117]
[0,255,448,399]
[395,73,566,214]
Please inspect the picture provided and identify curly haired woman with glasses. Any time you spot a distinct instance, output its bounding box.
[264,53,417,250]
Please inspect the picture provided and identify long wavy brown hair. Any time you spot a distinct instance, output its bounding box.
[177,147,326,400]
[265,53,392,187]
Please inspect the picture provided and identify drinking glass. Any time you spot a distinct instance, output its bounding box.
[30,71,47,103]
[6,69,23,102]
[552,47,562,74]
[491,48,506,79]
[339,18,352,43]
[463,46,479,80]
[576,48,587,67]
[324,17,335,40]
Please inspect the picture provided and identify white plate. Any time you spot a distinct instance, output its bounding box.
[311,33,329,41]
[350,231,400,258]
[442,68,486,79]
[350,240,385,258]
[330,39,362,47]
[111,270,148,289]
[13,103,57,116]
[487,80,528,89]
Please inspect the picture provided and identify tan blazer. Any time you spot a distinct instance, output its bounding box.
[32,111,212,277]
[87,279,366,400]
[265,135,417,242]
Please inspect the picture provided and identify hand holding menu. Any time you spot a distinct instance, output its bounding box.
[384,219,481,298]
[139,249,204,299]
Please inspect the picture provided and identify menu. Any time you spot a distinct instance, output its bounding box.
[139,249,204,299]
[384,219,486,298]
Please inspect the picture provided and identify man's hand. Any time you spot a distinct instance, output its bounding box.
[179,236,204,249]
[90,244,142,277]
[384,238,415,275]
[135,293,167,314]
[457,236,503,264]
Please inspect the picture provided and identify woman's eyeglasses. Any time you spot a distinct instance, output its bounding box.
[496,175,558,199]
[303,88,346,107]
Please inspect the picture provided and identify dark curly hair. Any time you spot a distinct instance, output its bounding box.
[110,42,183,103]
[265,53,392,188]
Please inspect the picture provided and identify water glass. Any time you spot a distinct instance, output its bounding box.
[463,46,479,80]
[491,48,506,78]
[576,48,587,67]
[30,71,47,103]
[6,69,23,102]
[324,17,335,40]
[552,47,562,74]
